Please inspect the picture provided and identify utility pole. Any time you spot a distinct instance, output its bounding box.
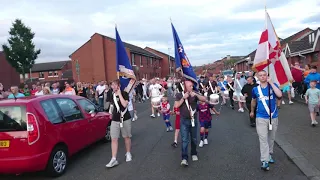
[168,48,171,77]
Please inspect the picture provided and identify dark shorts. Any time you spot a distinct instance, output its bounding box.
[163,114,170,120]
[200,121,211,128]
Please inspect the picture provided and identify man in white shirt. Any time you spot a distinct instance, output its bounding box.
[149,79,162,118]
[96,81,106,107]
[35,85,44,96]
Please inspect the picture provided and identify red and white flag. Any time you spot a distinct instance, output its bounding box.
[253,11,293,87]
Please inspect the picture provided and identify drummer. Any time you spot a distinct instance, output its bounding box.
[198,76,207,96]
[206,76,218,99]
[234,73,247,113]
[226,76,235,109]
[217,76,228,105]
[149,78,163,118]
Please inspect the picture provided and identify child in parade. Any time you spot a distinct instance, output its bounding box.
[305,80,320,126]
[217,77,228,105]
[171,107,180,148]
[198,99,220,147]
[160,96,173,132]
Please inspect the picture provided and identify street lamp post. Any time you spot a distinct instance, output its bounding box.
[168,48,171,76]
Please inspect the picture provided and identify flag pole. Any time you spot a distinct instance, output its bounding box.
[265,8,272,130]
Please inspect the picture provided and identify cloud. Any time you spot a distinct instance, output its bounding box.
[0,0,319,66]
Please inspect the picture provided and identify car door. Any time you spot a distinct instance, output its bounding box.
[77,99,104,143]
[54,98,88,154]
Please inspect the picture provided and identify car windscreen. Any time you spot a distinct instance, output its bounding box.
[0,106,27,132]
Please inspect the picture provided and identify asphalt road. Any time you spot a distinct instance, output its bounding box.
[0,98,308,180]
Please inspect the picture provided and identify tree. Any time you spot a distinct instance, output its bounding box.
[2,19,41,82]
[224,59,238,69]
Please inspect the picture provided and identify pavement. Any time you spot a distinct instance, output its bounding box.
[280,94,320,180]
[0,97,309,180]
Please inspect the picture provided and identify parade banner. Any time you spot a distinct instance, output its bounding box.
[252,11,293,88]
[171,23,199,91]
[116,27,137,93]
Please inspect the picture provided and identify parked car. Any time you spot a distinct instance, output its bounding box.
[0,95,111,177]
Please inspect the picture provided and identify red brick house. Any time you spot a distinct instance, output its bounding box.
[285,28,320,68]
[24,60,72,83]
[235,28,316,72]
[69,33,163,83]
[0,51,20,89]
[144,47,176,77]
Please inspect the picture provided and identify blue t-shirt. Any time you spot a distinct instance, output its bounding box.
[8,93,25,99]
[252,83,279,119]
[218,81,227,91]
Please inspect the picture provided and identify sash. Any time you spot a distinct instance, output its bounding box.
[236,79,242,90]
[200,83,204,89]
[220,82,227,91]
[209,81,215,93]
[227,82,234,91]
[257,85,276,117]
[113,92,128,128]
[180,83,196,127]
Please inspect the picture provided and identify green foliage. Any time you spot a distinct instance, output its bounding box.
[2,19,41,81]
[224,59,238,69]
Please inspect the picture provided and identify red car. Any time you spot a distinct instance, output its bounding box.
[0,95,111,177]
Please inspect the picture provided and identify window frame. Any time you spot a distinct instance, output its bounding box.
[54,98,84,122]
[131,54,135,66]
[39,72,44,78]
[40,99,64,124]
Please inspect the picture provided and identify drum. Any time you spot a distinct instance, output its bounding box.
[209,94,219,105]
[151,95,163,108]
[223,90,229,99]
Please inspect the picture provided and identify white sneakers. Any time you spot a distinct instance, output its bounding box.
[181,155,198,166]
[157,112,160,117]
[192,155,198,161]
[106,152,132,168]
[106,158,119,168]
[150,114,155,118]
[282,101,294,105]
[238,108,244,113]
[199,139,208,147]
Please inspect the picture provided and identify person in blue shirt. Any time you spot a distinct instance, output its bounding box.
[217,76,228,105]
[250,70,282,171]
[304,66,320,89]
[8,86,25,99]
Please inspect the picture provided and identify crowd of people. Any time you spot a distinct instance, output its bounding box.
[1,61,319,171]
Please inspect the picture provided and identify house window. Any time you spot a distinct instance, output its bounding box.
[312,53,318,63]
[140,56,143,67]
[150,57,153,66]
[54,71,58,76]
[39,72,44,78]
[131,54,135,66]
[48,71,53,77]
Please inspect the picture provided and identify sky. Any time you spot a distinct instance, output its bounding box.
[0,0,319,66]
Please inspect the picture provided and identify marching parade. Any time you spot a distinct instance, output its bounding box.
[1,1,320,180]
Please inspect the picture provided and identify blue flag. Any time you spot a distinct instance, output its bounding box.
[171,23,198,91]
[116,27,136,93]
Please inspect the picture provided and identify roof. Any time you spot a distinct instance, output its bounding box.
[31,60,70,72]
[144,47,175,60]
[288,28,320,53]
[0,94,84,104]
[69,33,162,59]
[280,28,313,46]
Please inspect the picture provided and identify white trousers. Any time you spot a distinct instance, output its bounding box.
[256,117,278,162]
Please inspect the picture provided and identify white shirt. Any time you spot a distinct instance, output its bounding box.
[149,84,162,97]
[96,85,106,98]
[35,91,43,96]
[128,91,134,111]
[52,88,60,95]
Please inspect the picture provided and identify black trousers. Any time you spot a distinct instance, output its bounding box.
[246,101,256,124]
[229,91,234,107]
[292,82,303,95]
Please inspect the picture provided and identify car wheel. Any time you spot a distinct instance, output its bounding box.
[103,125,111,143]
[46,146,68,177]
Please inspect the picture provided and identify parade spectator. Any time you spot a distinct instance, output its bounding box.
[63,82,76,95]
[43,87,51,95]
[35,85,44,96]
[291,62,304,97]
[305,80,320,126]
[22,84,31,96]
[8,86,25,99]
[251,70,282,171]
[51,83,60,95]
[304,66,320,89]
[106,79,132,168]
[0,83,8,99]
[30,84,37,96]
[87,84,96,103]
[96,81,106,107]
